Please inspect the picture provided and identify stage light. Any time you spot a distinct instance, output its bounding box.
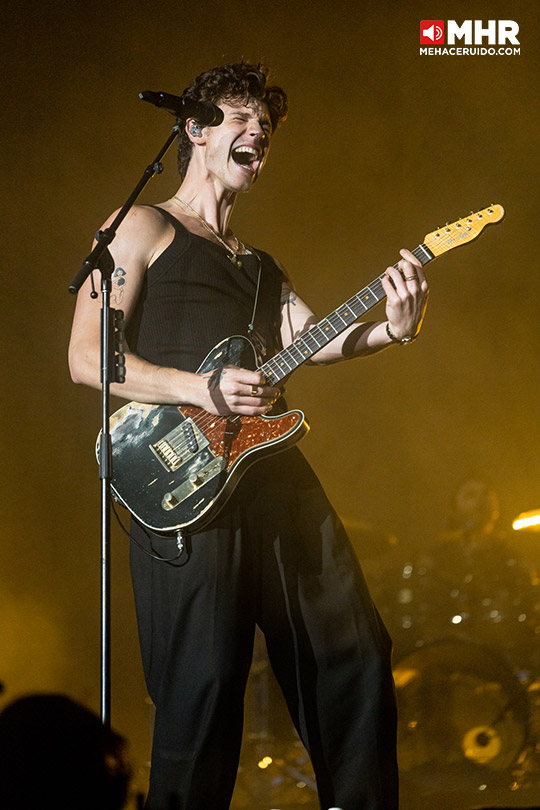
[512,509,540,532]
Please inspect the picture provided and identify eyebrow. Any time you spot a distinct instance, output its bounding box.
[230,111,271,129]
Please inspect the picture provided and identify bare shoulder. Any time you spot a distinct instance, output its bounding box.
[101,204,173,268]
[71,204,174,321]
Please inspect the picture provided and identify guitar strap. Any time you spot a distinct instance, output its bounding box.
[246,251,262,336]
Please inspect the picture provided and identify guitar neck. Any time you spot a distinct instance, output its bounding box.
[260,242,434,384]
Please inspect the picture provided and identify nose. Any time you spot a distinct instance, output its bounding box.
[249,121,268,145]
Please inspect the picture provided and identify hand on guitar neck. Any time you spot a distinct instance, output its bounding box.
[381,248,429,344]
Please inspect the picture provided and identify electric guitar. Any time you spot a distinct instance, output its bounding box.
[99,205,504,534]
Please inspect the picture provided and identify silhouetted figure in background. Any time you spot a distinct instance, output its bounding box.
[440,477,504,545]
[0,693,130,810]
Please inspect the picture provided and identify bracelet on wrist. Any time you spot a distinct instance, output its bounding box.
[386,322,417,345]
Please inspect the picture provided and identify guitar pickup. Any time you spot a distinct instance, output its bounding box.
[150,418,210,472]
[162,457,226,510]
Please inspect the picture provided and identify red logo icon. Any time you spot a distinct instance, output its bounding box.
[420,20,445,44]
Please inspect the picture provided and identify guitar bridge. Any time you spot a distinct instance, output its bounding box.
[162,457,226,510]
[150,418,210,472]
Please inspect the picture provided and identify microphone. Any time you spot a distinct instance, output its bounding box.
[139,91,224,126]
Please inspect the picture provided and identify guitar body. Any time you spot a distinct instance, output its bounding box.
[102,336,309,534]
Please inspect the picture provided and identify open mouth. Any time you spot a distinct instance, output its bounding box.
[231,146,261,174]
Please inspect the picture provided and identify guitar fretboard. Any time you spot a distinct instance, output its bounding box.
[260,243,433,383]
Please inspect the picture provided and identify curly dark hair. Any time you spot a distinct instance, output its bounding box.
[176,62,288,178]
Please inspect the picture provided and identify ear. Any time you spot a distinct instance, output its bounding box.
[185,118,206,144]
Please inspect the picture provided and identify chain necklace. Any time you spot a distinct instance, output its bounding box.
[174,196,245,269]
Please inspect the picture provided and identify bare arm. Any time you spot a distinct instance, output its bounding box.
[68,206,279,415]
[279,249,429,364]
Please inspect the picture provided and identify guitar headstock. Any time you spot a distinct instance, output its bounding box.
[424,205,505,258]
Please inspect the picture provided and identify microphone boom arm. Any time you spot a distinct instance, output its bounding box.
[68,124,179,294]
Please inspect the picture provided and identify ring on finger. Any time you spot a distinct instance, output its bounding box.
[250,384,258,397]
[405,274,418,281]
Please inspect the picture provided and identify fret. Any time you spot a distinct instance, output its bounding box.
[262,357,282,381]
[288,342,307,363]
[258,242,435,380]
[264,365,285,383]
[350,288,379,314]
[334,307,351,325]
[303,330,324,351]
[329,313,346,328]
[311,323,332,343]
[348,294,369,315]
[277,353,293,372]
[293,338,312,359]
[368,277,385,296]
[415,243,434,265]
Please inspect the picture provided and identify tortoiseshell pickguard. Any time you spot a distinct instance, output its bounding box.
[179,407,302,470]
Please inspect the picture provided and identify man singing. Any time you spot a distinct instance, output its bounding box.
[69,62,429,810]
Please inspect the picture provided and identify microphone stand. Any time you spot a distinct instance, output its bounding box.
[68,124,179,727]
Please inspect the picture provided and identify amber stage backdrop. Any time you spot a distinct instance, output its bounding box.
[2,0,540,805]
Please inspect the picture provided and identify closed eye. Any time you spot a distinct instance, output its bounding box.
[232,114,271,134]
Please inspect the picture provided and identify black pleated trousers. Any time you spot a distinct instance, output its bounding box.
[130,449,398,810]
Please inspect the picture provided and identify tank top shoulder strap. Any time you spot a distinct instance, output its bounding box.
[144,205,192,279]
[145,204,189,233]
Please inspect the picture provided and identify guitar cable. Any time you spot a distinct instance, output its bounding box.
[110,496,189,564]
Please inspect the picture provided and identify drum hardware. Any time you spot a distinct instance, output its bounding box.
[393,640,529,782]
[462,725,503,764]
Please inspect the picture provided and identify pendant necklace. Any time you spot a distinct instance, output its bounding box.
[174,196,245,269]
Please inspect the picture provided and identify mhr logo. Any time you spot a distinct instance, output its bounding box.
[420,20,520,46]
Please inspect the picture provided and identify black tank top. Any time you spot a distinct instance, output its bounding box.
[126,207,285,373]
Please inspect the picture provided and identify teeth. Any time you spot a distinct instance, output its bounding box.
[232,145,260,170]
[234,146,258,156]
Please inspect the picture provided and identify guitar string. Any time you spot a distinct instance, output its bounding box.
[157,240,443,459]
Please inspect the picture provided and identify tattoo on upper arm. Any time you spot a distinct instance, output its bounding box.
[280,288,298,307]
[111,267,127,304]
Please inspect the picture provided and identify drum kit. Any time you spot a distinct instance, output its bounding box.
[359,497,540,809]
[233,501,540,810]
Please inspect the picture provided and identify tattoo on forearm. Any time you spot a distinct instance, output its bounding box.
[208,367,227,390]
[111,267,127,304]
